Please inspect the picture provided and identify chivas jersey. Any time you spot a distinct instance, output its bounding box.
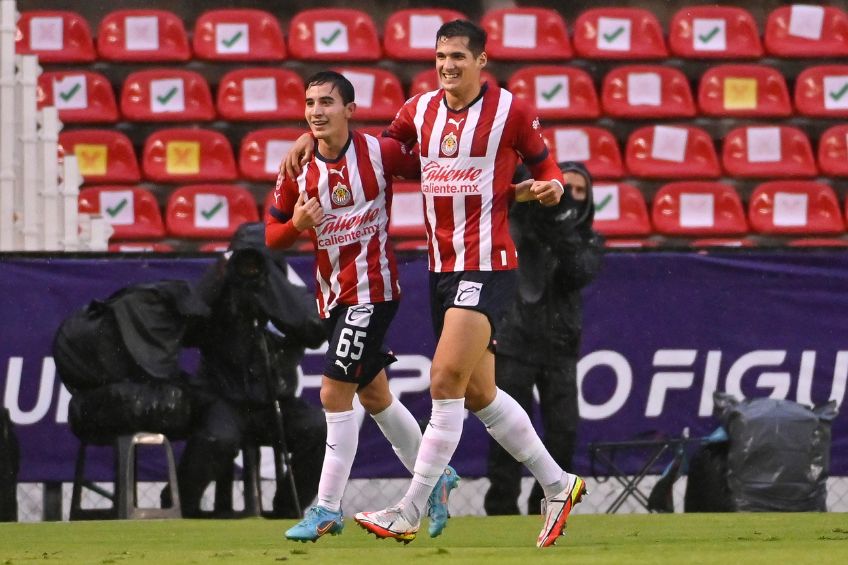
[266,131,419,318]
[385,83,564,272]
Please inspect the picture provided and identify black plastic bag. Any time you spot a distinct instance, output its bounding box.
[684,441,734,512]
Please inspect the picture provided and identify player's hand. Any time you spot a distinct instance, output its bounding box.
[531,180,564,207]
[292,192,323,231]
[281,133,315,180]
[565,171,588,201]
[512,179,535,202]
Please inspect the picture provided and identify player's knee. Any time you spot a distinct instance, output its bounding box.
[319,384,354,412]
[357,386,391,414]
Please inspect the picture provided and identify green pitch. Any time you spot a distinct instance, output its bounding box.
[0,513,845,564]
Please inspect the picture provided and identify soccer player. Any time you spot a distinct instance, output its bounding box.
[266,71,459,543]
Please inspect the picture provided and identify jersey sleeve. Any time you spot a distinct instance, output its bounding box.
[378,137,421,180]
[265,170,302,249]
[509,98,564,186]
[383,96,420,149]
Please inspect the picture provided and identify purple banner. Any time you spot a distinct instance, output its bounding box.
[1,251,846,482]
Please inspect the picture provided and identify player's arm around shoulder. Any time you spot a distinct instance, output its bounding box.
[379,136,421,180]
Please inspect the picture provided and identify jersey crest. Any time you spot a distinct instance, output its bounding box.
[331,182,352,207]
[441,131,458,156]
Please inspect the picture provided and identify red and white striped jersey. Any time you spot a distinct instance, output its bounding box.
[266,131,419,318]
[385,83,563,272]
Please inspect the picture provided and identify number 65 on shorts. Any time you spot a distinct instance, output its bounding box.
[322,302,399,387]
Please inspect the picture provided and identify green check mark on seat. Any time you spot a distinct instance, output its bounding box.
[603,26,625,43]
[698,26,720,44]
[156,87,178,105]
[541,83,563,101]
[58,83,81,102]
[106,198,128,217]
[201,201,224,220]
[222,30,243,48]
[321,28,342,46]
[595,194,613,212]
[829,83,848,101]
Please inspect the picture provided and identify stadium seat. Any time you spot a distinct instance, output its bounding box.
[541,126,623,180]
[59,130,140,184]
[748,181,844,234]
[389,181,427,242]
[591,182,652,237]
[794,65,848,118]
[602,66,696,119]
[626,125,719,179]
[573,8,667,59]
[78,186,165,240]
[142,128,237,183]
[216,68,303,121]
[764,5,848,57]
[508,66,599,120]
[97,9,190,62]
[37,70,119,124]
[165,184,259,239]
[698,64,792,117]
[408,69,498,97]
[193,9,286,61]
[16,10,96,63]
[818,124,848,176]
[239,128,307,182]
[383,9,466,61]
[288,8,380,62]
[108,242,175,253]
[481,7,572,60]
[121,69,215,122]
[668,6,763,59]
[652,182,747,236]
[722,125,817,178]
[788,237,848,247]
[332,67,405,121]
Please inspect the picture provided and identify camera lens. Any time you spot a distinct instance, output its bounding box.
[231,248,266,281]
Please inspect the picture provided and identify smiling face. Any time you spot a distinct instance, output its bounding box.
[436,35,487,106]
[304,81,354,145]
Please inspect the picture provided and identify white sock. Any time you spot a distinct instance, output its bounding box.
[316,410,357,513]
[370,395,422,474]
[475,388,567,498]
[398,398,464,522]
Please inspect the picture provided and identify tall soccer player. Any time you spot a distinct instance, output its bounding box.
[266,71,459,543]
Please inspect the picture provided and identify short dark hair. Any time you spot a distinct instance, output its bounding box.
[436,19,487,57]
[304,71,355,105]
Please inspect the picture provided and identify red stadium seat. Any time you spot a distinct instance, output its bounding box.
[652,182,747,236]
[818,125,848,176]
[481,7,571,61]
[764,5,848,57]
[166,184,259,239]
[142,128,237,183]
[573,8,667,59]
[59,130,140,184]
[332,67,405,122]
[239,128,307,182]
[78,186,165,240]
[602,66,695,119]
[389,180,426,242]
[722,125,817,178]
[16,10,96,63]
[794,65,848,118]
[508,66,599,120]
[288,9,380,62]
[698,64,792,117]
[37,70,118,124]
[216,68,303,121]
[408,69,498,98]
[669,6,762,59]
[121,69,215,122]
[591,183,652,237]
[383,9,466,61]
[97,9,190,62]
[542,126,623,180]
[626,125,719,179]
[109,242,174,253]
[193,9,286,61]
[748,181,844,235]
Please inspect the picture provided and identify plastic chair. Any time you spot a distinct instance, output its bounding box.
[97,9,190,62]
[16,10,96,63]
[60,130,140,184]
[698,64,792,117]
[508,66,598,120]
[722,125,817,178]
[748,181,844,235]
[216,68,303,121]
[794,65,848,118]
[143,128,237,183]
[591,183,652,237]
[166,184,259,239]
[669,6,762,59]
[239,128,307,182]
[408,69,498,97]
[78,186,165,240]
[602,66,696,119]
[764,5,848,57]
[193,9,286,61]
[288,8,380,62]
[389,181,427,244]
[383,9,466,61]
[541,126,623,180]
[652,182,747,236]
[332,67,405,121]
[37,70,119,124]
[573,8,667,59]
[818,124,848,176]
[121,69,215,122]
[626,125,719,179]
[481,7,571,61]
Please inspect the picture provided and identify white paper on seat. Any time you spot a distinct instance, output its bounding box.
[692,18,727,51]
[651,126,688,162]
[30,17,63,51]
[314,21,349,53]
[194,194,230,228]
[789,5,824,40]
[342,70,376,108]
[125,16,160,51]
[823,75,848,110]
[773,192,808,226]
[503,14,538,48]
[215,23,249,54]
[243,78,278,112]
[554,129,591,162]
[265,140,295,174]
[746,127,782,163]
[592,184,621,221]
[392,193,425,227]
[99,190,135,225]
[52,75,88,110]
[680,193,715,227]
[150,78,185,113]
[628,72,662,106]
[597,17,631,51]
[534,74,569,109]
[410,15,443,48]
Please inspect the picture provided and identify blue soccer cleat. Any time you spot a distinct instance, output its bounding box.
[285,505,344,543]
[427,465,460,537]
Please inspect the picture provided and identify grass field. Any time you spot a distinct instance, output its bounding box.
[0,513,846,564]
